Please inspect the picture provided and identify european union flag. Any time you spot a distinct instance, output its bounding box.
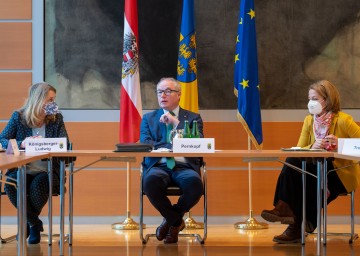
[234,0,263,149]
[177,0,199,113]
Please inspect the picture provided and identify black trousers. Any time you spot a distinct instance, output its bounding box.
[143,162,203,227]
[273,157,347,228]
[4,171,51,226]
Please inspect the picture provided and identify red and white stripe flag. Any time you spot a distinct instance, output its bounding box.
[120,0,142,142]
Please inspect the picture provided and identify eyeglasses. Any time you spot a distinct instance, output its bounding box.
[156,89,179,96]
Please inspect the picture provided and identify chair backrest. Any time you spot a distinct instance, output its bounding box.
[165,186,183,196]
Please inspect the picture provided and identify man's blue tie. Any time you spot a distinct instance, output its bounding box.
[166,112,176,169]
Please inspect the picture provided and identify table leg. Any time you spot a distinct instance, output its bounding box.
[301,160,306,245]
[69,160,74,245]
[48,158,53,245]
[59,160,65,256]
[316,160,322,256]
[17,165,27,256]
[323,159,328,245]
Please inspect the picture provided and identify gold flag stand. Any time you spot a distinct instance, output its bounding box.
[184,211,204,229]
[234,137,268,230]
[112,160,145,230]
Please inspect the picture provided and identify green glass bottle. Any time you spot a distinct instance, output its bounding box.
[183,120,191,138]
[191,120,200,138]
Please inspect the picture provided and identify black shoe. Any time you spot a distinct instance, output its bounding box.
[156,219,170,241]
[28,221,44,244]
[306,221,315,233]
[164,219,185,244]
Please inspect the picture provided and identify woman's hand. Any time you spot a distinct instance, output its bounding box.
[311,139,325,149]
[324,134,338,151]
[20,135,43,148]
[311,135,338,150]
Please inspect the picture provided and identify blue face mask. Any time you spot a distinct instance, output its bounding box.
[44,101,60,115]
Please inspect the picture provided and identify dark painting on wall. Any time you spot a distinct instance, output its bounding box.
[45,0,360,110]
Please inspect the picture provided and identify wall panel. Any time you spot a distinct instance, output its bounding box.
[0,22,32,69]
[0,72,31,118]
[0,0,31,19]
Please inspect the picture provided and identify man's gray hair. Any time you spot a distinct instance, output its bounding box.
[157,77,181,92]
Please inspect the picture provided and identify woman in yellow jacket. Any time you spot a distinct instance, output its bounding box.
[261,80,360,243]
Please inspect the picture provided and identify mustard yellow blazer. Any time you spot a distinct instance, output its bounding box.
[297,111,360,192]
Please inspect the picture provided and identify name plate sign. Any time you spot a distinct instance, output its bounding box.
[338,138,360,155]
[172,138,215,153]
[25,138,67,153]
[6,139,20,155]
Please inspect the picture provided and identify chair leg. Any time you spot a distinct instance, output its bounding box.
[139,192,147,244]
[0,194,17,243]
[0,170,16,244]
[201,170,207,244]
[139,168,150,244]
[318,191,358,243]
[349,191,358,244]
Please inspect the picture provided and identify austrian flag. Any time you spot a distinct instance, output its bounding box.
[120,0,143,143]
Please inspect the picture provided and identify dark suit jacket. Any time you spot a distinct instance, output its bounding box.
[140,107,203,174]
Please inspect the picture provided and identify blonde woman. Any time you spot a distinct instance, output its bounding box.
[0,82,70,244]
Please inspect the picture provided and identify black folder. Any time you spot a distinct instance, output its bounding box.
[114,143,153,152]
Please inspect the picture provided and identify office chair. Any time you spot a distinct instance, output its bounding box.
[318,164,359,244]
[0,170,16,243]
[323,190,358,244]
[139,162,207,244]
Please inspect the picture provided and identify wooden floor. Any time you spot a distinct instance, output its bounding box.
[0,223,359,256]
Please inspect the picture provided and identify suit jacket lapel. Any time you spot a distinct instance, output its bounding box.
[177,108,189,129]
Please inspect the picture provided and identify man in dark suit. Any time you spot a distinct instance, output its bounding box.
[140,77,203,244]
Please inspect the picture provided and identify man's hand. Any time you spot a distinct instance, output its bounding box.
[160,112,179,127]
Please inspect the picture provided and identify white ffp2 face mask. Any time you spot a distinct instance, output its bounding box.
[307,100,323,115]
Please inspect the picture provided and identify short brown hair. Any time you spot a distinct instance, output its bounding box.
[309,80,341,113]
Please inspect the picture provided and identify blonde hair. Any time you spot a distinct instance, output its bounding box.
[19,82,56,128]
[309,80,341,113]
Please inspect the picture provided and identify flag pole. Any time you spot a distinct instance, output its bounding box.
[177,0,203,230]
[114,0,143,230]
[112,159,143,230]
[234,136,268,229]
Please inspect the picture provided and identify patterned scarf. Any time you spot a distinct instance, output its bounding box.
[313,112,333,139]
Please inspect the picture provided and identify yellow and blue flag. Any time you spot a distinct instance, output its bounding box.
[177,0,199,113]
[234,0,263,149]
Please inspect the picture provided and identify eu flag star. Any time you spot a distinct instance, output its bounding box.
[235,54,240,63]
[247,9,255,19]
[240,79,249,89]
